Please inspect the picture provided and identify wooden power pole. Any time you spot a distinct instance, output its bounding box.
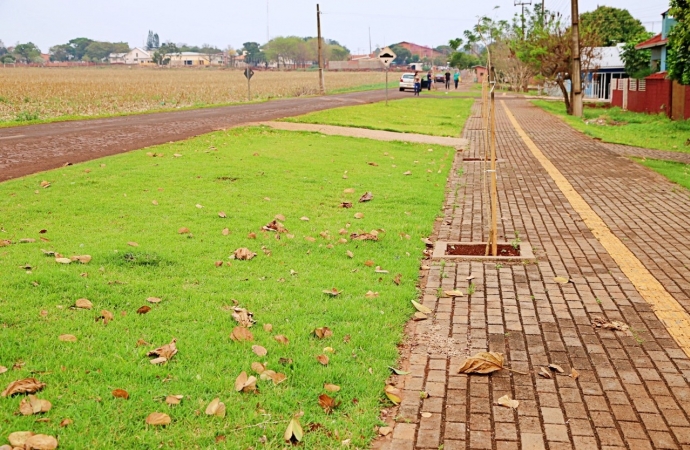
[317,4,325,95]
[570,0,583,116]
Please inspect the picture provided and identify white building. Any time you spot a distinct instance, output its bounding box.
[108,47,152,65]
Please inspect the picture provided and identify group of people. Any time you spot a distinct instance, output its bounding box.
[413,69,461,96]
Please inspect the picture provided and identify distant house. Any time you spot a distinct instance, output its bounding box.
[166,52,224,66]
[635,10,677,73]
[108,47,152,65]
[584,44,626,100]
[473,65,488,82]
[391,42,442,60]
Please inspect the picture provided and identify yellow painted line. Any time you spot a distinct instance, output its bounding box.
[501,101,690,355]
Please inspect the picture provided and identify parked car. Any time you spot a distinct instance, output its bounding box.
[399,73,416,91]
[434,73,446,83]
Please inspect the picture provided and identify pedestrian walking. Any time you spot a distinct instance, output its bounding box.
[453,71,460,90]
[427,70,433,91]
[445,70,451,90]
[414,72,421,96]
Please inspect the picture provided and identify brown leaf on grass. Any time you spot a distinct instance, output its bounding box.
[19,395,52,415]
[147,339,178,364]
[230,327,254,342]
[55,257,72,264]
[74,298,93,310]
[152,200,158,205]
[374,266,389,274]
[8,431,34,447]
[214,260,223,267]
[40,181,51,188]
[316,354,329,366]
[384,385,402,405]
[218,212,227,218]
[20,238,36,243]
[367,162,379,167]
[538,367,552,379]
[318,394,340,414]
[231,307,255,327]
[252,345,267,357]
[300,216,310,221]
[284,416,304,443]
[313,327,333,339]
[262,220,288,233]
[365,291,379,298]
[570,368,580,380]
[403,171,412,175]
[137,306,151,315]
[234,372,257,393]
[58,334,77,342]
[271,372,287,385]
[274,214,286,221]
[248,232,257,239]
[232,248,256,260]
[71,255,91,264]
[205,398,226,418]
[324,383,340,392]
[127,241,139,247]
[97,310,114,325]
[23,434,58,450]
[263,323,273,332]
[346,250,354,258]
[497,395,519,409]
[147,297,162,304]
[222,228,230,236]
[112,389,129,400]
[178,227,190,234]
[343,188,355,194]
[359,192,373,203]
[0,366,7,374]
[364,260,375,267]
[340,202,353,208]
[393,274,402,285]
[548,364,565,374]
[2,378,46,397]
[165,395,183,405]
[354,212,364,219]
[411,300,432,314]
[279,357,293,365]
[146,412,171,426]
[251,362,266,374]
[322,288,341,296]
[304,236,316,242]
[350,232,378,241]
[59,418,73,427]
[274,335,289,345]
[457,352,505,375]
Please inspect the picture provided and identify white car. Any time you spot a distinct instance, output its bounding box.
[399,73,416,91]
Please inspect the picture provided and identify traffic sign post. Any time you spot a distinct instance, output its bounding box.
[244,67,255,102]
[378,47,396,106]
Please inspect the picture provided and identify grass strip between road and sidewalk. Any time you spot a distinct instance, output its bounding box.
[281,97,473,137]
[533,99,690,154]
[0,125,453,448]
[633,157,690,192]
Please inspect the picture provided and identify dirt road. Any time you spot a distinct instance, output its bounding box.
[0,89,406,182]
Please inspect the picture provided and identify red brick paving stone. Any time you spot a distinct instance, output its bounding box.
[399,99,690,450]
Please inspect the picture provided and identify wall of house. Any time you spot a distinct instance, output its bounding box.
[685,84,690,120]
[646,78,672,113]
[611,77,680,118]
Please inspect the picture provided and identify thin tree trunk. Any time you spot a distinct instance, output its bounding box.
[557,79,572,114]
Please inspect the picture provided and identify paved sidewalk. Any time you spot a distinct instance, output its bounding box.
[380,98,690,449]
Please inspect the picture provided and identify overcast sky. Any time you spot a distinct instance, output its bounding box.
[0,0,671,53]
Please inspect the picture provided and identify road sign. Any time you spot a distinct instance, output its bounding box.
[378,47,396,68]
[244,68,254,80]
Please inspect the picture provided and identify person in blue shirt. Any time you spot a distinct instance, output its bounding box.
[453,71,460,89]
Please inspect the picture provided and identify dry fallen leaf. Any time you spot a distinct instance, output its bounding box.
[230,327,254,342]
[71,255,91,264]
[137,306,151,315]
[548,364,565,374]
[127,241,139,247]
[274,335,289,345]
[284,416,304,442]
[55,257,72,264]
[322,288,341,296]
[252,345,267,357]
[364,260,375,267]
[59,418,73,427]
[343,188,355,194]
[457,352,505,375]
[263,323,273,332]
[205,398,226,418]
[497,395,519,409]
[24,434,58,450]
[421,412,432,418]
[411,300,432,314]
[147,297,162,304]
[234,372,257,393]
[379,426,393,436]
[538,367,552,379]
[300,216,310,221]
[318,393,340,414]
[393,274,402,285]
[232,248,256,261]
[403,171,412,175]
[74,298,93,310]
[58,334,77,342]
[8,431,34,447]
[365,291,379,298]
[317,354,329,366]
[146,412,171,426]
[165,395,183,405]
[359,192,373,203]
[554,276,571,284]
[97,309,114,325]
[324,383,340,392]
[0,366,7,375]
[232,307,255,327]
[251,362,266,374]
[222,228,230,236]
[178,227,190,234]
[147,338,177,364]
[218,212,227,218]
[591,316,630,333]
[354,212,364,219]
[1,378,46,397]
[413,312,428,321]
[313,327,333,339]
[340,202,353,208]
[444,290,464,297]
[112,389,129,400]
[19,395,52,416]
[384,385,402,405]
[570,368,580,380]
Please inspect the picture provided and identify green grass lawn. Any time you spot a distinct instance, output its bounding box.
[533,99,690,154]
[0,127,452,448]
[282,97,473,137]
[634,157,690,191]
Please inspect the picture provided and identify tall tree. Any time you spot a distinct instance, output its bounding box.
[146,31,160,50]
[67,38,95,60]
[668,0,690,84]
[241,42,265,66]
[13,42,42,63]
[153,42,179,65]
[580,6,646,46]
[620,31,654,79]
[83,42,129,62]
[0,39,7,57]
[49,44,72,61]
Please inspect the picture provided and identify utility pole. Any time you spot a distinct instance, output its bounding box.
[570,0,583,116]
[514,0,532,39]
[317,4,325,95]
[369,27,372,55]
[267,0,270,42]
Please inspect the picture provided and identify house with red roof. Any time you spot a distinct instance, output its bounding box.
[635,10,676,73]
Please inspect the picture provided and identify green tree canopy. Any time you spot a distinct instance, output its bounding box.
[83,41,129,62]
[153,42,179,65]
[390,44,412,65]
[13,42,42,63]
[241,42,266,65]
[620,31,654,78]
[146,31,160,50]
[580,6,646,46]
[668,0,690,84]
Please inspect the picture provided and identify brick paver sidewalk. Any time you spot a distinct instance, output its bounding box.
[379,98,690,450]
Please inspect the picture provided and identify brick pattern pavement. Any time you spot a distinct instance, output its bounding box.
[381,99,690,449]
[602,143,690,164]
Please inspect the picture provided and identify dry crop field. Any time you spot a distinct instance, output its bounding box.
[0,67,385,123]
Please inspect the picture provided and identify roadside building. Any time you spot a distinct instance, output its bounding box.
[108,47,152,65]
[391,42,442,60]
[473,65,488,82]
[584,44,626,100]
[635,10,677,73]
[166,52,224,66]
